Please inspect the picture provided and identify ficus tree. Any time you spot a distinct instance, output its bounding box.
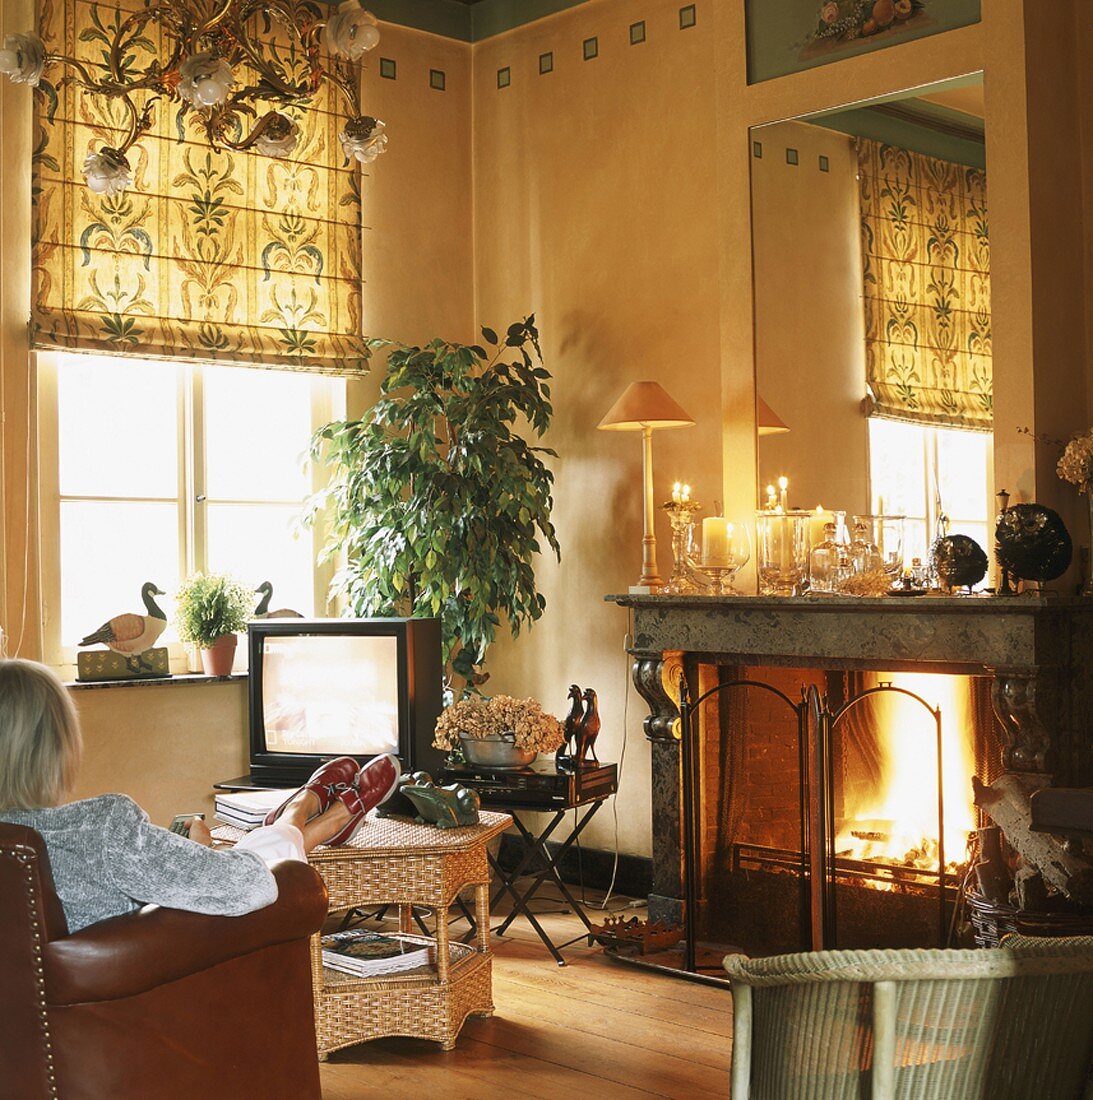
[307,316,560,696]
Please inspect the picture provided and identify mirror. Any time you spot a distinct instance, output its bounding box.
[750,75,993,571]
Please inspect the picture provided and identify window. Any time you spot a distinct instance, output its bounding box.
[38,353,345,672]
[868,419,993,576]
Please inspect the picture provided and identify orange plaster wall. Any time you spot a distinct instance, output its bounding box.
[470,0,726,856]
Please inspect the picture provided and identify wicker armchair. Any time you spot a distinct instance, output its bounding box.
[724,935,1093,1100]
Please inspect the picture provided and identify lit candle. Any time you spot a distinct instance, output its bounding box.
[682,483,691,504]
[778,476,789,513]
[672,481,682,505]
[809,504,831,549]
[702,517,731,567]
[765,484,777,509]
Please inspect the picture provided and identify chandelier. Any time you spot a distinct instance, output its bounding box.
[0,0,388,196]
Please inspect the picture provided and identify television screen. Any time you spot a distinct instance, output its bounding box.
[261,633,401,757]
[246,617,444,787]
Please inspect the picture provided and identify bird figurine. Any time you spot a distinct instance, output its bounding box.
[556,684,584,770]
[252,581,304,619]
[79,581,167,673]
[575,687,601,765]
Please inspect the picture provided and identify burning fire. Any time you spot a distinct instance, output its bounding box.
[836,672,977,877]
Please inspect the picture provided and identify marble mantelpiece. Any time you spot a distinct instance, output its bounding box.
[609,593,1093,925]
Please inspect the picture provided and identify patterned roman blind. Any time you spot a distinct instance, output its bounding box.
[31,0,369,375]
[857,139,991,430]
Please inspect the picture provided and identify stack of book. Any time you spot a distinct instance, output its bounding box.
[213,789,286,831]
[320,931,434,978]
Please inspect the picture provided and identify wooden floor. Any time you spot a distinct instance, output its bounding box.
[319,891,733,1099]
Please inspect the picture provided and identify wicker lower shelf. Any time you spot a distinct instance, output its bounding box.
[315,947,494,1056]
[320,934,477,990]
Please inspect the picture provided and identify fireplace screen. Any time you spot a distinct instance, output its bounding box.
[690,667,1002,958]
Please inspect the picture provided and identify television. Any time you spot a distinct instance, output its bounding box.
[246,618,445,788]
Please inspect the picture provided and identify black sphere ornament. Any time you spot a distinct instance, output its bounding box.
[995,503,1072,583]
[931,534,989,591]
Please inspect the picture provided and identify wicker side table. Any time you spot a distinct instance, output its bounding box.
[214,808,511,1056]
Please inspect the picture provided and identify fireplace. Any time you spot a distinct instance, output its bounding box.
[690,664,1004,956]
[614,593,1093,967]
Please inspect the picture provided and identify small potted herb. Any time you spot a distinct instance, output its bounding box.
[175,573,253,676]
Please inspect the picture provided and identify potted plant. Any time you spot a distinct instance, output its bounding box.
[175,572,253,676]
[307,316,560,697]
[433,695,564,769]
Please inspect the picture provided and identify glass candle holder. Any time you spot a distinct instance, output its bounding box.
[756,510,811,596]
[662,499,704,595]
[684,519,751,594]
[851,514,906,580]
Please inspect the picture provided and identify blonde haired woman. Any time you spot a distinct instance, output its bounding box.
[0,658,400,932]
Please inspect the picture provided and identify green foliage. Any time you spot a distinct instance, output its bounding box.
[308,316,560,696]
[175,573,253,648]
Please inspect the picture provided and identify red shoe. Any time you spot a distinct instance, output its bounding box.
[326,754,402,846]
[263,756,360,827]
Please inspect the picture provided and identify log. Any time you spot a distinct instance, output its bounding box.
[972,774,1093,906]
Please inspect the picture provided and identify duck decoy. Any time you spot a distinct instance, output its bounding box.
[79,581,167,672]
[252,580,304,619]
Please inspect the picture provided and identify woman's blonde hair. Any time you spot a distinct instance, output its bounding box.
[0,659,82,809]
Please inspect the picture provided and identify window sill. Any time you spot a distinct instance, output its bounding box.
[66,672,248,692]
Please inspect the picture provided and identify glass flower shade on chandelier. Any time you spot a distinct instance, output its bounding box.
[0,0,388,196]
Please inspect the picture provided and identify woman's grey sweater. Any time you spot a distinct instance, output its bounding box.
[1,794,278,933]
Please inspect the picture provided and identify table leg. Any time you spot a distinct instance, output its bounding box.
[475,882,490,953]
[487,847,568,965]
[493,812,568,935]
[436,904,450,984]
[489,803,606,965]
[399,904,412,934]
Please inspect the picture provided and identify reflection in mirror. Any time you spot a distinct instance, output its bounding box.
[751,75,993,574]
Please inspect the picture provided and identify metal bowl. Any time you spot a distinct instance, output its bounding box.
[458,732,536,770]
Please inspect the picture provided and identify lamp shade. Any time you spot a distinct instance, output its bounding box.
[597,381,695,431]
[757,395,789,436]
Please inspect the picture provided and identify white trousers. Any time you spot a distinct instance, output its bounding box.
[234,819,307,864]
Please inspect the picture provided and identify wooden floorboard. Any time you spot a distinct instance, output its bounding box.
[319,893,733,1099]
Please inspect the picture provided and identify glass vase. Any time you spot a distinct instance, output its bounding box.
[756,511,811,596]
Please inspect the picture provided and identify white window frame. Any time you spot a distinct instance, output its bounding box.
[37,351,344,676]
[867,418,995,569]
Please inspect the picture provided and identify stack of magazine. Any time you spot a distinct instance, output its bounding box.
[320,931,433,978]
[213,789,285,831]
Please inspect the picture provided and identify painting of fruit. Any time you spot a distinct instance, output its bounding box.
[744,0,980,84]
[808,0,927,46]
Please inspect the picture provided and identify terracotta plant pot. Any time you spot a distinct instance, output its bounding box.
[200,634,237,677]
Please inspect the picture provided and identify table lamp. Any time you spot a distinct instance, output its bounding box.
[758,395,789,436]
[598,381,695,593]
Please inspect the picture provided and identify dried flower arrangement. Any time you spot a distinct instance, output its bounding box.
[1057,430,1093,496]
[433,694,564,754]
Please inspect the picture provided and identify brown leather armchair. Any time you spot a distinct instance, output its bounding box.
[0,823,328,1100]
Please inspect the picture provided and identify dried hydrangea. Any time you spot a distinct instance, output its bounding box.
[433,694,564,753]
[1057,429,1093,495]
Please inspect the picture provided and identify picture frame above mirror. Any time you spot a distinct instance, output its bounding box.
[745,0,982,84]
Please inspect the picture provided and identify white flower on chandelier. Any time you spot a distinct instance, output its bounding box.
[340,115,387,164]
[83,147,133,196]
[177,52,235,108]
[325,2,380,61]
[254,112,301,158]
[0,32,46,86]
